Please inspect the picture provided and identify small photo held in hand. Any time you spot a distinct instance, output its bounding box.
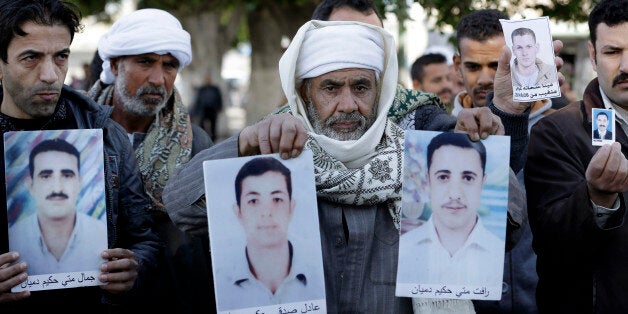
[500,16,561,102]
[592,108,615,146]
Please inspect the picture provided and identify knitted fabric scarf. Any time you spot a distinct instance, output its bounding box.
[307,119,405,229]
[89,83,192,212]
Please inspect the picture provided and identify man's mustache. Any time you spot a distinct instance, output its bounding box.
[613,72,628,87]
[46,192,68,200]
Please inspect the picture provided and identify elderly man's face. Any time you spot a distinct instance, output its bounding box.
[111,53,178,116]
[302,68,378,141]
[0,22,70,119]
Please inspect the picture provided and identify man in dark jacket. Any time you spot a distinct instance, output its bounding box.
[495,0,628,312]
[0,0,161,311]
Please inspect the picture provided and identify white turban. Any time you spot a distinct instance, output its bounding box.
[98,8,192,84]
[279,20,398,168]
[295,24,385,81]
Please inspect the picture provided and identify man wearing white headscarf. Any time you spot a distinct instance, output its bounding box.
[164,18,513,312]
[87,8,214,312]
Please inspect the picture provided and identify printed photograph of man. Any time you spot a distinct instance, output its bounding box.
[5,132,107,282]
[203,152,325,312]
[500,17,560,102]
[510,27,557,89]
[397,131,508,300]
[592,109,615,145]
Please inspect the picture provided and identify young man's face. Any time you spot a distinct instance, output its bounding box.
[236,171,295,249]
[302,68,378,141]
[454,35,506,107]
[597,113,608,132]
[111,53,178,116]
[0,22,70,119]
[29,151,80,220]
[413,62,454,106]
[589,22,628,107]
[428,145,485,232]
[512,34,539,69]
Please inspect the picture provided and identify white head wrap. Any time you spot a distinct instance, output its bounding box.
[296,24,384,82]
[97,8,192,84]
[279,20,398,167]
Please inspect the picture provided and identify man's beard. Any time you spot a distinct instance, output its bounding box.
[114,68,169,116]
[305,95,377,141]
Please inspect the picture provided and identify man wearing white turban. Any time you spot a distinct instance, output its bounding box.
[163,19,512,312]
[87,8,214,312]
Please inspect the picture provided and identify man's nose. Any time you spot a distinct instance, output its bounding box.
[477,68,495,86]
[147,67,166,86]
[448,181,463,200]
[39,58,59,84]
[336,88,359,113]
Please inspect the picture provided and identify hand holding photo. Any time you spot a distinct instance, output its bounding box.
[500,16,561,102]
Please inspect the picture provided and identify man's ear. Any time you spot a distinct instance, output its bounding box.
[233,203,241,220]
[412,79,422,90]
[27,175,34,193]
[110,58,121,76]
[453,54,461,72]
[289,199,296,219]
[588,40,597,71]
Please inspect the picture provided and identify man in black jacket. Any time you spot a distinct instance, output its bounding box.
[0,0,161,312]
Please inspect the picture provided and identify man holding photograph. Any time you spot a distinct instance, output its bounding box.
[9,139,106,276]
[220,156,322,309]
[398,132,504,286]
[0,0,161,310]
[511,27,557,89]
[523,0,628,310]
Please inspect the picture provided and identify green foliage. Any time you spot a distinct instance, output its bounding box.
[411,0,594,32]
[67,0,120,22]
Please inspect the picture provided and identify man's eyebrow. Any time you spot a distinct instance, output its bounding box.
[462,170,479,176]
[61,169,76,175]
[352,78,373,86]
[55,48,71,55]
[318,78,344,86]
[17,49,43,59]
[37,169,53,176]
[462,61,480,67]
